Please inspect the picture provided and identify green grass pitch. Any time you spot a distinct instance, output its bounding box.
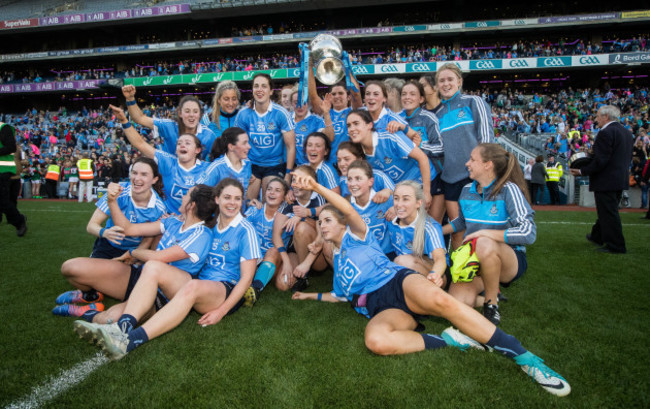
[1,200,649,408]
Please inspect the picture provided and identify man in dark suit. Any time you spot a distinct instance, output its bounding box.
[570,105,633,253]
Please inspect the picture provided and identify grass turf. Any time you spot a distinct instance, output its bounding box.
[1,200,649,408]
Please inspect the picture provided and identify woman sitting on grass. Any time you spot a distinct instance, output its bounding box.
[60,183,215,324]
[290,172,570,397]
[387,180,448,289]
[53,157,167,318]
[442,143,535,326]
[75,178,261,361]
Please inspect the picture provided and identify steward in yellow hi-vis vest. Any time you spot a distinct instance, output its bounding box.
[545,155,563,205]
[0,121,27,236]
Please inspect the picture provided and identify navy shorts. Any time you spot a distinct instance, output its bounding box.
[252,163,286,180]
[124,264,169,310]
[501,250,527,288]
[363,268,426,320]
[90,237,126,259]
[220,281,245,315]
[442,177,473,202]
[430,173,443,196]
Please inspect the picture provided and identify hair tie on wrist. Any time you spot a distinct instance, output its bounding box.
[310,208,317,217]
[99,228,106,238]
[277,246,287,253]
[317,293,322,301]
[122,122,132,129]
[125,100,136,106]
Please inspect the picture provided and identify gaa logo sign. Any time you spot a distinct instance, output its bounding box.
[579,56,600,65]
[509,59,529,68]
[352,66,370,74]
[542,58,567,67]
[475,61,496,69]
[380,65,399,73]
[411,63,431,72]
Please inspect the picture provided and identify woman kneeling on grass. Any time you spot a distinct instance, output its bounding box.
[290,173,570,397]
[75,178,261,361]
[442,143,534,326]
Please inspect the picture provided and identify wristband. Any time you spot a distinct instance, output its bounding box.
[277,246,287,253]
[129,249,134,256]
[403,125,410,134]
[125,100,137,106]
[99,228,106,238]
[310,208,317,217]
[121,122,132,129]
[317,293,322,301]
[285,168,292,174]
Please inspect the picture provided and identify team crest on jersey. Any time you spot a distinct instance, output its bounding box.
[222,242,230,251]
[376,210,385,219]
[384,157,392,164]
[268,122,276,131]
[299,124,308,132]
[406,241,413,250]
[457,110,466,118]
[341,249,347,258]
[490,204,498,215]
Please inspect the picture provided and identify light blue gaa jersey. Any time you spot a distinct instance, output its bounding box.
[199,213,261,283]
[339,169,395,198]
[95,182,167,251]
[398,108,444,158]
[331,227,402,318]
[314,161,340,190]
[328,107,351,166]
[451,180,536,253]
[200,110,239,139]
[387,215,445,258]
[153,118,217,161]
[245,203,292,255]
[154,150,209,214]
[350,191,393,254]
[234,102,294,166]
[364,131,436,183]
[293,112,325,166]
[197,155,252,193]
[373,106,407,133]
[158,217,213,277]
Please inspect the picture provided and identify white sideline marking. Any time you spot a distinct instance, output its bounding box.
[538,221,647,227]
[5,353,108,409]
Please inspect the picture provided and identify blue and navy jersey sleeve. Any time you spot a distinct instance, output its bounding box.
[197,160,221,186]
[503,183,536,246]
[418,110,444,157]
[469,96,495,144]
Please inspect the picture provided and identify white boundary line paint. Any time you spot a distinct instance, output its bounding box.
[5,353,108,409]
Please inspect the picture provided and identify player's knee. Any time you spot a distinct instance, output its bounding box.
[475,237,498,260]
[364,330,395,356]
[141,260,167,281]
[61,258,81,278]
[294,221,314,239]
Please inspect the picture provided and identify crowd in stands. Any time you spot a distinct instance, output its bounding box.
[490,87,649,158]
[1,34,647,85]
[4,85,648,201]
